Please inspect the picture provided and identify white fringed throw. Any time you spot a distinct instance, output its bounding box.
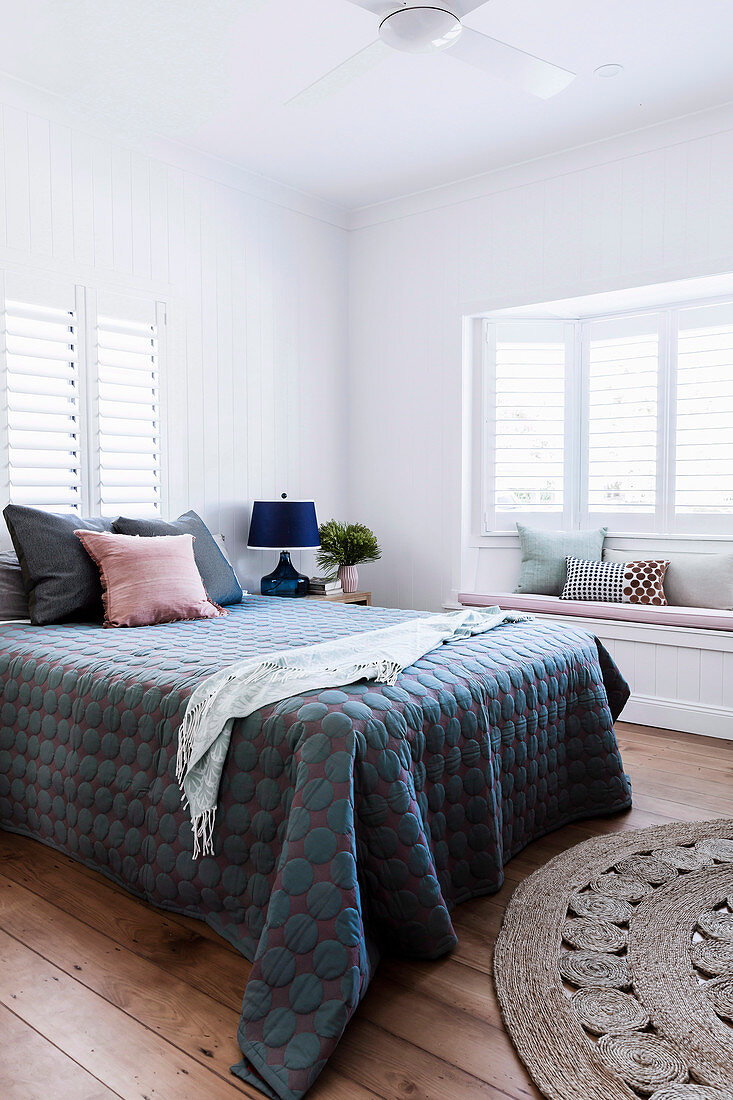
[176,607,528,856]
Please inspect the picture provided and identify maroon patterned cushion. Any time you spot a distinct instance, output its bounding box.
[622,560,669,606]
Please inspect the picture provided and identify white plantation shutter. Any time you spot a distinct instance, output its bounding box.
[482,298,733,537]
[3,295,82,512]
[675,303,733,527]
[1,278,165,518]
[95,303,162,518]
[487,322,567,529]
[585,316,660,525]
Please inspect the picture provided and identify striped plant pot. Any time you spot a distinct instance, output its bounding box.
[338,565,359,594]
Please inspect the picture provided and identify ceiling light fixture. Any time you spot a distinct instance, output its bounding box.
[594,63,624,78]
[379,6,462,54]
[288,0,578,107]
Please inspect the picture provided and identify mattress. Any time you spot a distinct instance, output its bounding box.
[0,596,632,1099]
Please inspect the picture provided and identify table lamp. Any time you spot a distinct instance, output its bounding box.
[247,497,320,597]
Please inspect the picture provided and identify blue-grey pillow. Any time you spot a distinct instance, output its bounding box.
[113,510,242,606]
[4,505,115,624]
[515,523,608,596]
[0,549,30,620]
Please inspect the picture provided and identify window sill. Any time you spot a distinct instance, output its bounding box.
[469,530,733,548]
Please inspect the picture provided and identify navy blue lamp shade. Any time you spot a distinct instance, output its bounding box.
[248,500,320,597]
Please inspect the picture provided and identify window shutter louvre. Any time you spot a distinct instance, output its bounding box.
[586,317,659,518]
[4,298,82,512]
[96,313,162,518]
[489,323,566,522]
[675,304,733,518]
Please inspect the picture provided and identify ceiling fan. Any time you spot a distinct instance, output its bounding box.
[288,1,576,106]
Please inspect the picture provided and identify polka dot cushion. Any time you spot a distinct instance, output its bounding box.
[622,560,669,606]
[562,557,670,607]
[0,598,632,1099]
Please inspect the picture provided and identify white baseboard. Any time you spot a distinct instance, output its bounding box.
[622,694,733,741]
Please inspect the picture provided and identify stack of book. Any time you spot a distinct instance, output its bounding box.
[308,577,343,597]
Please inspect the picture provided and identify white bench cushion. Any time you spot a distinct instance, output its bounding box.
[458,592,733,632]
[603,549,733,609]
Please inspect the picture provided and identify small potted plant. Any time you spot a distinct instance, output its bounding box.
[316,520,381,594]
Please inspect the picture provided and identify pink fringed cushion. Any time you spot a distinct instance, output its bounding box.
[75,531,227,628]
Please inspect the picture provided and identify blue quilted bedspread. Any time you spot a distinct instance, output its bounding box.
[0,597,631,1099]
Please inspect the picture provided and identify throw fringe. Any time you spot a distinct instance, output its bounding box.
[176,655,403,855]
[175,608,527,857]
[176,659,286,787]
[191,807,217,859]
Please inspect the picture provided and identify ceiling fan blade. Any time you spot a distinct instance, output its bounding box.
[287,40,392,107]
[445,26,575,99]
[344,0,402,15]
[447,0,492,15]
[346,0,490,17]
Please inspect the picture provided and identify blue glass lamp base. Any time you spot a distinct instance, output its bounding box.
[261,551,309,598]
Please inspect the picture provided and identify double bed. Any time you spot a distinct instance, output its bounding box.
[0,596,632,1100]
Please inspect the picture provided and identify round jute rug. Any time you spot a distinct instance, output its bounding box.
[494,818,733,1100]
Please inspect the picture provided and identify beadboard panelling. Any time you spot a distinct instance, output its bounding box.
[0,99,349,592]
[348,114,733,613]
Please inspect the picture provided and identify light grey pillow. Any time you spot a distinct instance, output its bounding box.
[515,524,608,595]
[0,549,30,620]
[603,549,733,610]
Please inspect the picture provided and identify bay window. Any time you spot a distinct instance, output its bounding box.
[482,299,733,535]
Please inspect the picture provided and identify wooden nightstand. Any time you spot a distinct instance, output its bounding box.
[305,591,372,606]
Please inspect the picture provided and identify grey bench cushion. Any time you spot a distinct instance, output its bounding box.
[603,550,733,610]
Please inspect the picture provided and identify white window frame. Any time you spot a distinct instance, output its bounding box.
[479,294,733,539]
[1,270,167,517]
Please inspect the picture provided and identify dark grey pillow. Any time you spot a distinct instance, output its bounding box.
[113,510,242,606]
[0,549,30,620]
[4,505,115,625]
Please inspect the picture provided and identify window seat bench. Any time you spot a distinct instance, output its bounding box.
[458,592,733,632]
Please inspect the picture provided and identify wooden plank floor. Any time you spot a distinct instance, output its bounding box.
[1,720,731,1100]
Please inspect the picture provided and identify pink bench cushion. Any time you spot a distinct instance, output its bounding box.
[458,592,733,632]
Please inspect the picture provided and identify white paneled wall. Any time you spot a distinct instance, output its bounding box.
[348,106,733,613]
[347,106,733,737]
[0,96,349,592]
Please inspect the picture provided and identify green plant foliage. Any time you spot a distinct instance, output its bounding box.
[316,520,382,579]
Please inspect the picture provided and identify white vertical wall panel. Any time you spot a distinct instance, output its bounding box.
[723,653,733,709]
[49,124,74,262]
[349,116,733,613]
[3,107,31,253]
[27,115,53,258]
[699,649,724,708]
[91,140,114,271]
[111,146,134,276]
[0,111,6,251]
[70,129,95,268]
[0,100,349,593]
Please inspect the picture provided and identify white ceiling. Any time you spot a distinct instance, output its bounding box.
[2,0,733,210]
